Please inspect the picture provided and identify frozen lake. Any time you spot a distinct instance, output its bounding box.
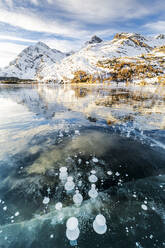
[0,83,165,248]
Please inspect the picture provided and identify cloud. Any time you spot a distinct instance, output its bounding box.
[46,0,53,4]
[54,0,154,23]
[4,0,13,8]
[30,0,39,6]
[0,42,26,67]
[144,20,165,33]
[42,38,83,52]
[0,8,90,39]
[0,0,163,42]
[0,35,37,43]
[94,28,122,38]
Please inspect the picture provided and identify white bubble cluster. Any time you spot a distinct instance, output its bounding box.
[88,184,98,199]
[43,197,50,205]
[73,190,83,207]
[93,214,107,234]
[65,176,75,192]
[66,217,80,241]
[55,202,63,211]
[59,167,68,181]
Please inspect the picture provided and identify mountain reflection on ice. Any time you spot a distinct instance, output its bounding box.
[0,84,165,248]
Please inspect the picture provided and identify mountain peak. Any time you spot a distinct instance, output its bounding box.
[20,41,50,55]
[85,35,103,45]
[35,41,50,49]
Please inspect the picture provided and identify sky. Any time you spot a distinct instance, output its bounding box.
[0,0,165,67]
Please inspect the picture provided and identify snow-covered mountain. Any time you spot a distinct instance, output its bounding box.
[0,33,165,82]
[38,32,165,82]
[0,42,65,79]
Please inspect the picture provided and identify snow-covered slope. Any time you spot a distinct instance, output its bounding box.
[0,42,65,79]
[39,32,165,82]
[0,33,165,82]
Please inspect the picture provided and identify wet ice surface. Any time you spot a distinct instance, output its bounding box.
[0,83,165,248]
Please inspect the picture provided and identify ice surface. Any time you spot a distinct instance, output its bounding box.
[0,85,165,247]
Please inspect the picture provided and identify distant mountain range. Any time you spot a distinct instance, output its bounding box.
[0,33,165,83]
